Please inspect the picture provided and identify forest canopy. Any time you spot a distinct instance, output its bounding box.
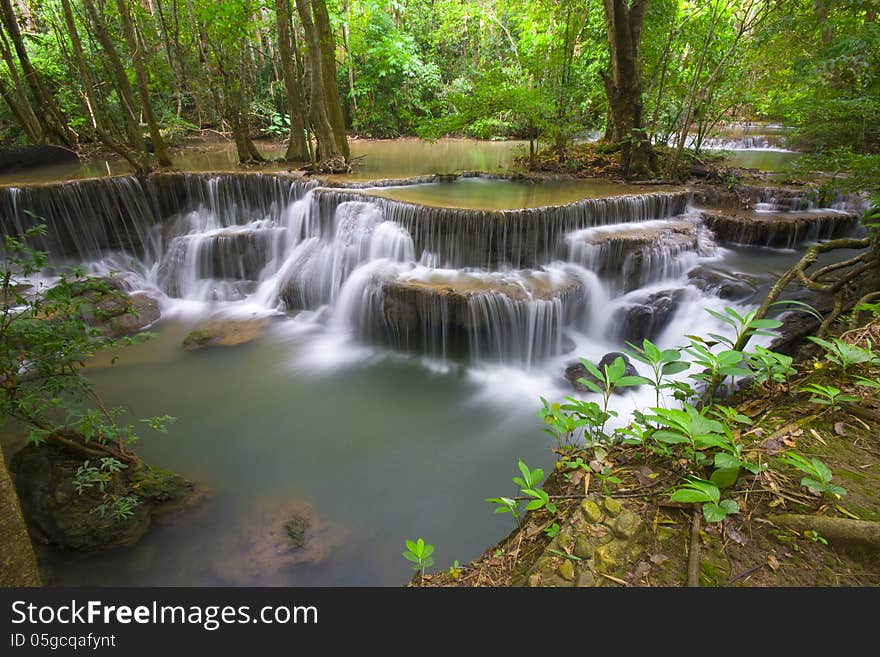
[0,1,876,177]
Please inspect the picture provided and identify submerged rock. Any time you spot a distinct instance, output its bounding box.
[11,445,196,552]
[213,502,344,585]
[182,317,269,350]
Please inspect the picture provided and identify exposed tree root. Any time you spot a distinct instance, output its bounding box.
[769,514,880,548]
[687,507,702,587]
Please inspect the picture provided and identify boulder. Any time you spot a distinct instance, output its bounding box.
[613,288,686,343]
[11,445,195,551]
[60,276,160,337]
[687,266,758,301]
[182,317,268,350]
[368,269,586,362]
[567,220,713,292]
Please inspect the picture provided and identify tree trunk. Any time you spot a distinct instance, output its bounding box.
[116,0,172,166]
[311,0,349,159]
[601,0,656,179]
[275,0,309,161]
[0,446,42,586]
[82,0,147,155]
[0,0,74,147]
[294,0,343,163]
[0,26,41,142]
[59,0,147,173]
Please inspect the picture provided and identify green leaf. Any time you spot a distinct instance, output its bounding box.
[617,375,650,387]
[810,458,833,484]
[719,499,740,515]
[662,361,690,375]
[702,502,728,523]
[576,377,603,395]
[710,466,741,489]
[669,488,713,504]
[653,430,691,445]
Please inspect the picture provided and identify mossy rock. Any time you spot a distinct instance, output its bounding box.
[11,445,195,552]
[183,318,268,350]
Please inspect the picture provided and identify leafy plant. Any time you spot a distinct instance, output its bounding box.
[799,383,858,410]
[626,339,690,408]
[807,336,879,374]
[685,338,750,403]
[705,306,783,349]
[539,397,609,448]
[543,522,561,538]
[779,453,846,498]
[576,356,648,437]
[748,345,795,387]
[669,478,740,523]
[487,459,557,525]
[402,537,435,578]
[485,496,521,525]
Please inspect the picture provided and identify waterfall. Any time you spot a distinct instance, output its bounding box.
[565,217,716,293]
[1,171,861,370]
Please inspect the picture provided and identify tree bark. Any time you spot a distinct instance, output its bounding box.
[116,0,172,166]
[311,0,349,159]
[294,0,344,163]
[0,446,42,586]
[82,0,147,154]
[275,0,309,161]
[0,0,74,147]
[0,25,41,141]
[59,0,147,173]
[601,0,656,179]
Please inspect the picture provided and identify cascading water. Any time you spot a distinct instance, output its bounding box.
[0,171,861,375]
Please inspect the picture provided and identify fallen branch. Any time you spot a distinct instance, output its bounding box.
[687,507,702,587]
[768,514,880,547]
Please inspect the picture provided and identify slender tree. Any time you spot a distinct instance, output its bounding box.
[116,0,172,166]
[275,0,309,161]
[81,0,147,155]
[0,0,74,147]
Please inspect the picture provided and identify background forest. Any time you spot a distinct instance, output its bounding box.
[0,0,877,175]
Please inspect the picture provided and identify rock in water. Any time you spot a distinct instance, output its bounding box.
[182,317,269,350]
[614,288,686,343]
[687,266,758,301]
[11,445,196,551]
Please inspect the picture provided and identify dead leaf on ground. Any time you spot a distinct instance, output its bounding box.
[724,524,747,545]
[809,428,827,445]
[767,554,780,572]
[833,422,848,436]
[634,465,658,487]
